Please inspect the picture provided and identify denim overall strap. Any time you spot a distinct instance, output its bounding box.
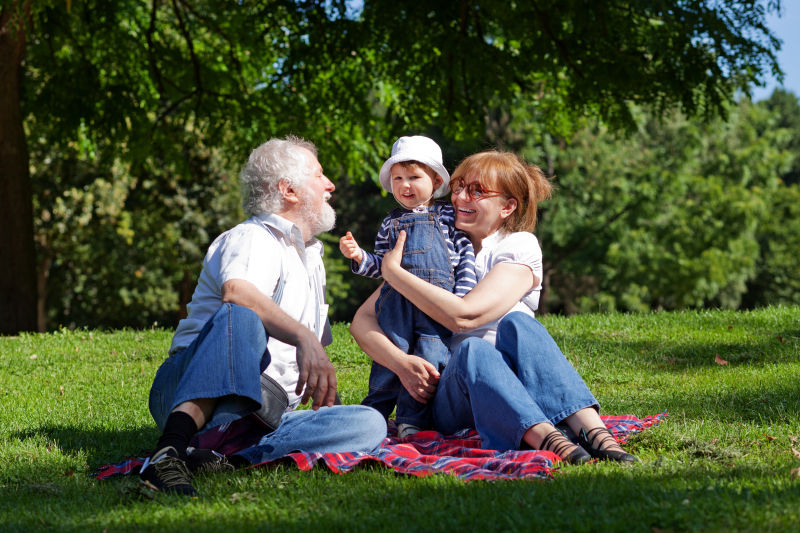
[389,209,454,289]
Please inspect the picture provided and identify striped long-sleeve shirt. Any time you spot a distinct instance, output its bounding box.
[351,202,477,296]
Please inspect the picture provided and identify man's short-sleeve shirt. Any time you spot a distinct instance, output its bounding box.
[169,213,331,410]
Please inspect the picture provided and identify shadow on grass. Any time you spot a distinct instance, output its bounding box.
[561,335,797,370]
[1,463,798,531]
[10,424,159,470]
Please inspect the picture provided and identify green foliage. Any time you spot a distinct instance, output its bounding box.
[531,96,798,313]
[1,308,799,531]
[358,0,783,136]
[29,123,241,328]
[761,88,800,185]
[744,183,800,307]
[8,0,794,328]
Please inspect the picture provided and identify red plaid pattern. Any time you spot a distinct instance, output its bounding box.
[95,413,667,482]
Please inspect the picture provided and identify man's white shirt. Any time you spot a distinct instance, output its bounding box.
[170,213,332,410]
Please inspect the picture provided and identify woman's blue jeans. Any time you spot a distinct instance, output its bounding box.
[149,303,386,459]
[431,312,599,451]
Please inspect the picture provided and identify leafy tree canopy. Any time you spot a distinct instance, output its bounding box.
[533,96,797,313]
[15,0,786,172]
[0,0,787,331]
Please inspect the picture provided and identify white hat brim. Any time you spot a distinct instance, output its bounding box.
[379,155,450,199]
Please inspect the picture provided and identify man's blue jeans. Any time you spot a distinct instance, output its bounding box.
[432,312,599,451]
[149,303,386,458]
[364,209,454,428]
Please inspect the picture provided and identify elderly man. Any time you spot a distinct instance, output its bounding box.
[140,136,386,496]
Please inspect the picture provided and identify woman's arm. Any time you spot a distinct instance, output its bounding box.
[382,231,537,333]
[349,286,440,403]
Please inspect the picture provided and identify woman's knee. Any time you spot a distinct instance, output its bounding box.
[497,312,560,358]
[452,337,504,375]
[497,312,541,341]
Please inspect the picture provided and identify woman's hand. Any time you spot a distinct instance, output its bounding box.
[381,230,406,282]
[396,353,440,404]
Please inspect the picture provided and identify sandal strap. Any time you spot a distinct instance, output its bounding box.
[584,426,618,450]
[540,429,576,457]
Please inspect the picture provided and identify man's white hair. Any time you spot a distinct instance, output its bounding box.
[240,135,318,216]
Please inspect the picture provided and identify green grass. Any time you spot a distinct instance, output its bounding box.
[1,307,799,532]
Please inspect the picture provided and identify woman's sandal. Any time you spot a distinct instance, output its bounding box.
[540,429,592,465]
[578,427,639,463]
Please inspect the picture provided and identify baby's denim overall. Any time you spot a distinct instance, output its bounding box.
[362,208,454,428]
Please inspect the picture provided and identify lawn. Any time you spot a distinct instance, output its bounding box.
[1,307,799,532]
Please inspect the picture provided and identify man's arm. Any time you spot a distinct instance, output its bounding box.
[221,278,336,410]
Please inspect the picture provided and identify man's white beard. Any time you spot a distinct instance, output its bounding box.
[299,190,336,237]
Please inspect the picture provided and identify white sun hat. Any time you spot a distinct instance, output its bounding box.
[378,136,451,198]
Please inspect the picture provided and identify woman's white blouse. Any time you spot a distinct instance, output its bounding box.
[450,230,542,349]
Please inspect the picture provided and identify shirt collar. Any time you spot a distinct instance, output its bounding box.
[477,229,505,255]
[253,212,323,257]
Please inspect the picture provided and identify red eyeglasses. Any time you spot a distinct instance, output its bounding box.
[450,178,507,200]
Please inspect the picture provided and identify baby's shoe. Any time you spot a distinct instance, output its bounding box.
[397,423,421,438]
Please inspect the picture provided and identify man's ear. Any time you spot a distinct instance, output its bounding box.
[279,179,301,206]
[499,197,517,219]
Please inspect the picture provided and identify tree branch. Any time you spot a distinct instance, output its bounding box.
[530,1,584,79]
[146,0,165,96]
[170,0,203,103]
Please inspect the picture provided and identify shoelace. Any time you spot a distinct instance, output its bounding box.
[193,455,234,474]
[539,429,578,457]
[153,456,194,487]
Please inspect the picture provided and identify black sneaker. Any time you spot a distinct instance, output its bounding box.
[185,448,236,474]
[139,446,198,497]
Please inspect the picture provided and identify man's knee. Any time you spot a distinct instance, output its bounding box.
[210,303,266,344]
[354,406,389,449]
[213,303,261,327]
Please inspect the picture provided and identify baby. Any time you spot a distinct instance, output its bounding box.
[339,136,476,437]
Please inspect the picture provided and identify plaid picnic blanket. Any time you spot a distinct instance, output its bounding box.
[94,413,666,482]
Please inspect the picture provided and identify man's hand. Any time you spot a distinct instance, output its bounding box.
[295,331,338,410]
[396,353,440,404]
[339,231,363,264]
[222,279,338,410]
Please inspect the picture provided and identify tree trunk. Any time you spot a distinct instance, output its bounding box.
[0,2,37,334]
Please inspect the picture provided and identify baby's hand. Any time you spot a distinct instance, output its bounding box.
[339,231,363,264]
